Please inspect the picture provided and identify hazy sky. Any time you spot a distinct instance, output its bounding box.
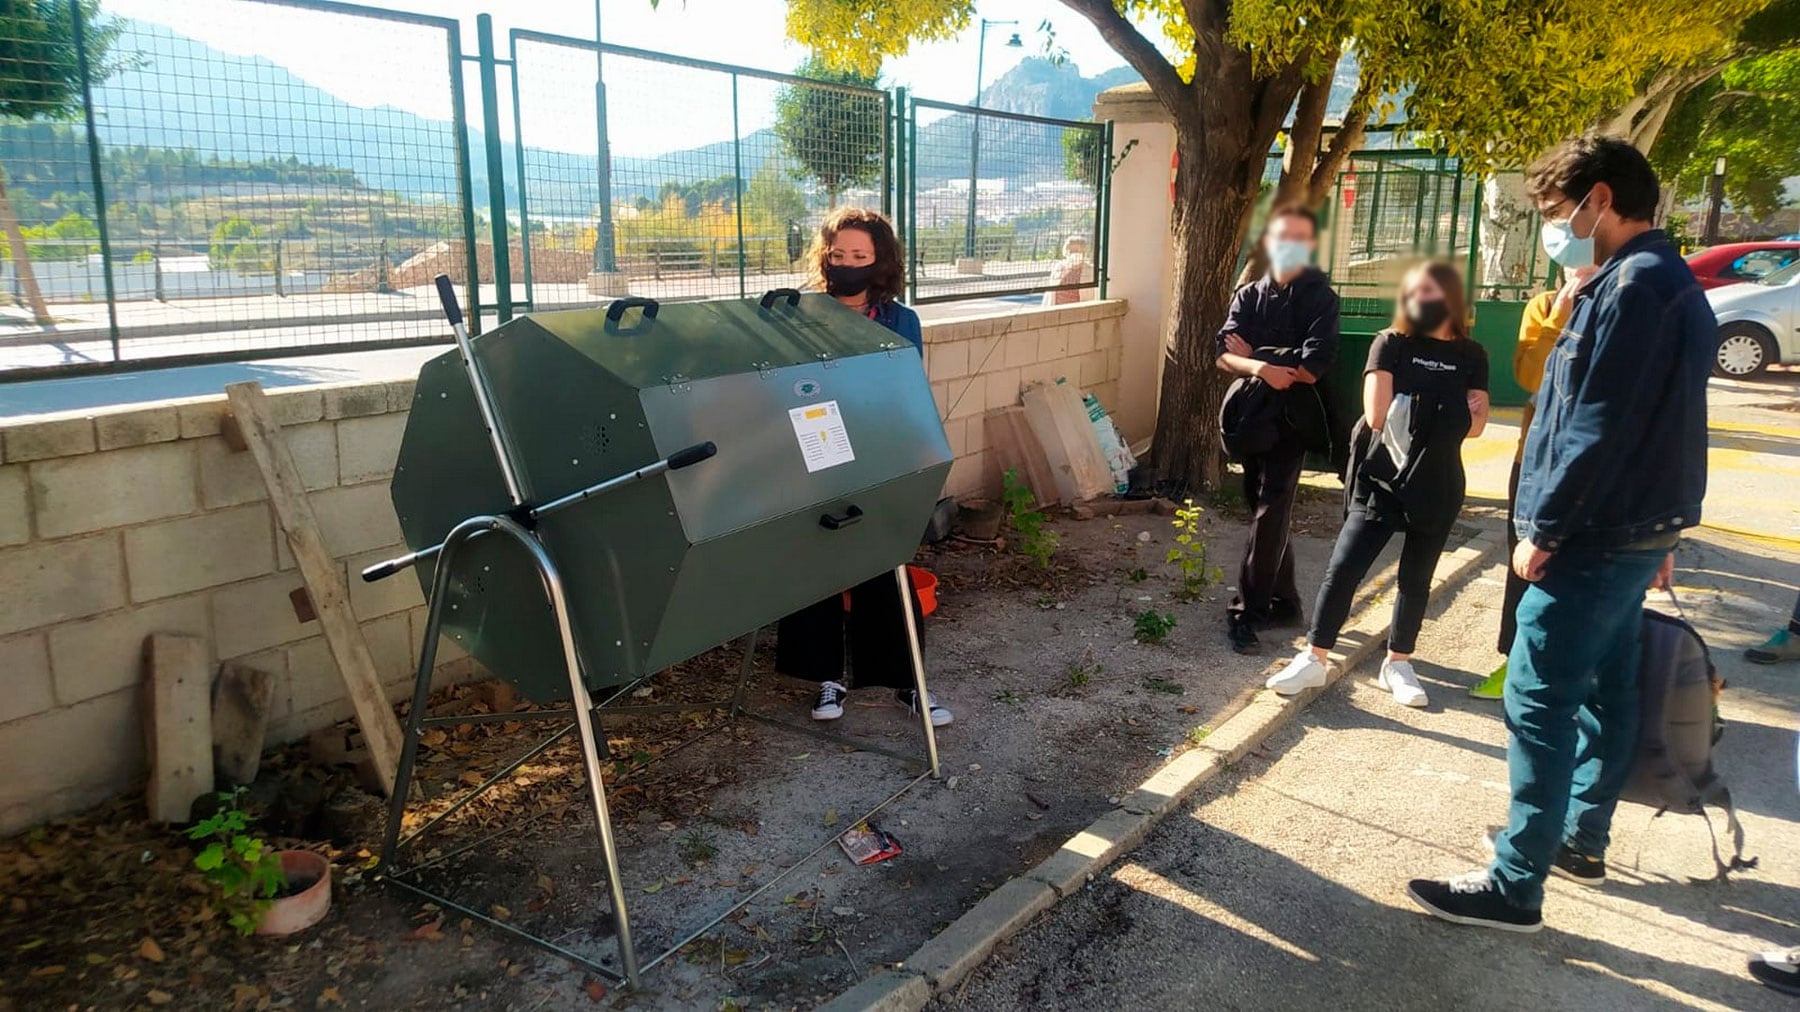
[103,0,1136,157]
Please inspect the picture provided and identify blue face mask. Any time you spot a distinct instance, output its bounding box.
[1266,239,1313,277]
[1540,191,1596,270]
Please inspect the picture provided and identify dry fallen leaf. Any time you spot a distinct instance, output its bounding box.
[405,917,445,942]
[583,979,607,1002]
[147,989,175,1005]
[137,937,166,963]
[29,965,65,978]
[489,904,511,921]
[319,986,343,1006]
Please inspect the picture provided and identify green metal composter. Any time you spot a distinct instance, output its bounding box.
[364,279,952,988]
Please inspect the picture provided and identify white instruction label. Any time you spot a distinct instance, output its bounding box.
[788,400,856,473]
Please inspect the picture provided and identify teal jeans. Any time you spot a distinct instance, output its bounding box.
[1488,545,1667,910]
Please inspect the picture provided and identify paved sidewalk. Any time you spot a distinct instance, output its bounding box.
[943,530,1800,1011]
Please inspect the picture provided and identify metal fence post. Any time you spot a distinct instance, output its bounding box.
[378,237,391,294]
[274,240,285,297]
[476,14,513,323]
[1098,120,1113,300]
[1465,176,1484,290]
[892,87,908,249]
[153,247,165,303]
[70,0,120,362]
[508,32,536,312]
[730,72,746,299]
[446,19,482,334]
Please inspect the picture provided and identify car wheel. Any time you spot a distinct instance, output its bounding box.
[1714,323,1775,378]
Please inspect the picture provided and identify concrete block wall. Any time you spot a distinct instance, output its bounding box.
[0,299,1128,835]
[0,379,478,836]
[923,299,1128,501]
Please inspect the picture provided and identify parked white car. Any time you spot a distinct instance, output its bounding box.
[1707,261,1800,377]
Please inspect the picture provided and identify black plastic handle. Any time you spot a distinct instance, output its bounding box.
[433,274,462,327]
[362,558,405,583]
[667,441,717,470]
[819,505,864,531]
[759,288,802,310]
[606,297,660,323]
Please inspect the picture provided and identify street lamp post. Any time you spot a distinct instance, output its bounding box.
[961,18,1022,269]
[589,0,626,295]
[1703,155,1727,246]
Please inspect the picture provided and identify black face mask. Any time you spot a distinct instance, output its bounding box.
[825,263,877,298]
[1405,298,1451,335]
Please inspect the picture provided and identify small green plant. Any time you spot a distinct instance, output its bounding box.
[1165,499,1222,601]
[1001,469,1059,568]
[1066,658,1101,690]
[994,688,1027,707]
[1143,675,1185,695]
[679,828,719,867]
[1126,567,1149,583]
[1186,725,1213,746]
[185,788,285,936]
[1133,610,1177,644]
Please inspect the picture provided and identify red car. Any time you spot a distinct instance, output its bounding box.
[1686,241,1800,290]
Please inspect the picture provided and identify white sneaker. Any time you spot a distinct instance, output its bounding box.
[1266,651,1327,696]
[898,689,953,727]
[811,681,848,721]
[1378,659,1429,707]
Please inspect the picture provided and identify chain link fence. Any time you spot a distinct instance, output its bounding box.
[904,98,1107,304]
[0,0,474,376]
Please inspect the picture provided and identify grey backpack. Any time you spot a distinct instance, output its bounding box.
[1621,594,1754,880]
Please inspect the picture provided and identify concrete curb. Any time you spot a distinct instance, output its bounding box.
[817,529,1505,1012]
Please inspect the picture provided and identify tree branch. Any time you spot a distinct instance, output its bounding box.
[1056,0,1190,112]
[1278,63,1333,203]
[1310,74,1376,201]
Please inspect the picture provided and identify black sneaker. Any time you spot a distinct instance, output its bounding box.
[1550,846,1605,885]
[1227,617,1261,654]
[1407,871,1543,933]
[1267,600,1305,628]
[1483,828,1604,886]
[1749,948,1800,996]
[811,680,847,721]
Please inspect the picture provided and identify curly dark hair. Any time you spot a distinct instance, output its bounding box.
[1525,134,1660,223]
[804,207,907,305]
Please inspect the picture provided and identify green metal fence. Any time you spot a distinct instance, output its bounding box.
[0,0,476,377]
[505,28,891,315]
[903,97,1109,304]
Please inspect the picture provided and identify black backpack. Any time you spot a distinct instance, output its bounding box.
[1621,593,1755,880]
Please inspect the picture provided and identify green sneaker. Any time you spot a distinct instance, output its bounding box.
[1468,660,1506,699]
[1746,628,1800,665]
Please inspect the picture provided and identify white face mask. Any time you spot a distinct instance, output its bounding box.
[1540,190,1597,270]
[1266,239,1313,277]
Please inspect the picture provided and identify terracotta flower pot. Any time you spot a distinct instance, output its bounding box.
[255,850,331,936]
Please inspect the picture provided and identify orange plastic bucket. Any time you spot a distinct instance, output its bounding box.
[841,566,938,617]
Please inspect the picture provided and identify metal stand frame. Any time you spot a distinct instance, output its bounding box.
[369,277,943,988]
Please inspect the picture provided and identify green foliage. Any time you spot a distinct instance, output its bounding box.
[1066,656,1101,690]
[185,789,285,937]
[1062,125,1102,183]
[1133,611,1177,645]
[1186,725,1212,746]
[208,216,271,272]
[1165,499,1222,602]
[774,56,886,206]
[1000,468,1058,568]
[679,828,719,867]
[784,0,969,77]
[0,0,131,121]
[1143,674,1185,694]
[993,687,1026,706]
[1653,48,1800,220]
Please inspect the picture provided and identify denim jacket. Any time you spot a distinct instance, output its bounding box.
[1513,229,1715,551]
[867,299,922,350]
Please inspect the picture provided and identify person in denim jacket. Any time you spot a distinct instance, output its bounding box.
[1408,135,1716,932]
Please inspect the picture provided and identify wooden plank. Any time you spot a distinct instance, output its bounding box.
[224,381,402,796]
[982,406,1060,507]
[1020,381,1113,503]
[142,633,213,823]
[212,662,276,787]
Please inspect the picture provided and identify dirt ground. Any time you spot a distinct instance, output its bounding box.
[2,482,1463,1012]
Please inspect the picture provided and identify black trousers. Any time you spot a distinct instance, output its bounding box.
[774,572,924,690]
[1228,434,1305,625]
[1308,511,1453,655]
[1498,451,1528,656]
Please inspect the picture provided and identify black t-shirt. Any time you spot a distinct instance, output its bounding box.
[1355,330,1489,529]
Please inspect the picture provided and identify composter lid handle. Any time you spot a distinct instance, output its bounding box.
[759,288,802,310]
[605,297,660,323]
[433,273,463,327]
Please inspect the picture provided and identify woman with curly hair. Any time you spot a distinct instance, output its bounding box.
[776,209,951,728]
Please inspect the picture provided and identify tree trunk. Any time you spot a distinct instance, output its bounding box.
[1478,171,1537,298]
[0,169,52,326]
[1148,125,1267,495]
